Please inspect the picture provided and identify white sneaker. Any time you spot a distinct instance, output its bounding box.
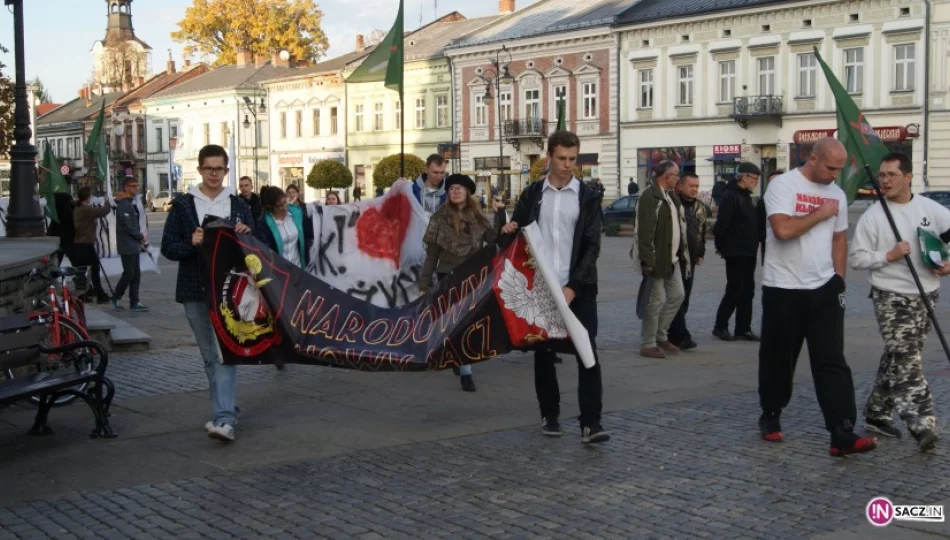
[206,422,235,442]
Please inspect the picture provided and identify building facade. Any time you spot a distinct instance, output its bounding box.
[35,90,123,181]
[142,55,292,192]
[92,0,151,93]
[616,0,928,192]
[447,0,631,200]
[345,13,494,196]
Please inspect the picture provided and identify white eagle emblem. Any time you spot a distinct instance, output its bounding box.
[498,258,568,341]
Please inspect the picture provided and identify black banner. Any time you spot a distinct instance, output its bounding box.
[200,223,578,372]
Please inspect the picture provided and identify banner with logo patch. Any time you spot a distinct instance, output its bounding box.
[200,221,595,371]
[302,179,428,308]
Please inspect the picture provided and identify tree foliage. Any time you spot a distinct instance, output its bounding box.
[172,0,330,66]
[30,77,52,104]
[373,154,425,189]
[307,160,352,190]
[96,40,148,91]
[0,43,13,160]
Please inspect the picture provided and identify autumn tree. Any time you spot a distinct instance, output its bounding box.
[0,43,14,159]
[173,0,330,66]
[29,77,52,103]
[96,40,147,92]
[365,29,388,47]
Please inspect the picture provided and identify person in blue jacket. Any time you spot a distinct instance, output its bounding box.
[254,186,313,270]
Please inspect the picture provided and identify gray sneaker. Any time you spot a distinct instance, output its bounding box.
[205,421,235,442]
[130,303,149,312]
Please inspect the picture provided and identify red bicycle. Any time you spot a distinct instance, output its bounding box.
[3,260,95,406]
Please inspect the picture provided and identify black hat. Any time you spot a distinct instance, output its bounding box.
[736,162,762,176]
[445,174,476,195]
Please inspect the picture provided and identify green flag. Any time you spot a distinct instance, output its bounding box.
[344,0,403,94]
[555,99,566,131]
[39,142,69,223]
[85,99,109,193]
[814,46,889,205]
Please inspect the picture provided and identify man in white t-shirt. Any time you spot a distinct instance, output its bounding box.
[849,151,950,453]
[758,137,877,457]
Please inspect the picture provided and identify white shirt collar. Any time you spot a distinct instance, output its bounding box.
[542,176,581,193]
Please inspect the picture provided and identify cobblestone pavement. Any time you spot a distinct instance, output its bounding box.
[2,370,949,539]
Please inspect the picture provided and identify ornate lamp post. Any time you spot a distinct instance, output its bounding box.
[5,0,44,237]
[241,93,266,191]
[480,46,514,201]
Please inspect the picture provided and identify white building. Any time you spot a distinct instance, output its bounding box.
[91,0,151,93]
[141,53,293,192]
[260,46,366,202]
[615,0,929,193]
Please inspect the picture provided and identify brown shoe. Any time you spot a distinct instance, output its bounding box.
[658,341,680,354]
[640,347,666,359]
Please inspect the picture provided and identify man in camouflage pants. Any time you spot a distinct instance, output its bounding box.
[850,151,950,452]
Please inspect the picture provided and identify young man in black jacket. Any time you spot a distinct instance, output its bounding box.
[713,162,761,341]
[161,144,254,443]
[501,130,608,444]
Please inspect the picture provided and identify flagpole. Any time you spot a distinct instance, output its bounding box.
[400,85,405,179]
[864,164,950,363]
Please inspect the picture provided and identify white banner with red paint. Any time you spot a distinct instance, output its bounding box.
[303,179,429,308]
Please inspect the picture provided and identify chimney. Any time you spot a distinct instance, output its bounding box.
[122,79,131,93]
[184,58,192,69]
[166,49,176,74]
[499,0,515,15]
[137,76,145,87]
[355,34,365,52]
[271,51,289,68]
[83,86,92,106]
[236,48,252,67]
[254,53,267,68]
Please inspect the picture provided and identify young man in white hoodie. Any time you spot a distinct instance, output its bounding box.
[850,151,950,453]
[161,144,254,442]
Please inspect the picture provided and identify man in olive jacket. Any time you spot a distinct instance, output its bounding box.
[637,160,689,358]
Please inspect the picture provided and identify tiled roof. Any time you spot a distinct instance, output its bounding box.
[148,63,296,100]
[36,93,123,126]
[615,0,789,24]
[450,0,637,48]
[403,15,502,61]
[35,103,61,117]
[112,65,212,108]
[258,48,377,83]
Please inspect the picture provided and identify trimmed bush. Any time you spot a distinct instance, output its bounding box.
[306,160,353,190]
[372,153,426,189]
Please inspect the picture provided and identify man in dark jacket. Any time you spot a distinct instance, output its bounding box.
[713,162,761,341]
[668,173,706,350]
[112,175,148,312]
[161,144,253,443]
[627,178,639,196]
[711,176,729,206]
[501,130,608,445]
[46,175,75,264]
[238,176,262,221]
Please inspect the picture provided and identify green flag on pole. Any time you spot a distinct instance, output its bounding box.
[38,142,69,223]
[555,99,566,131]
[85,99,110,195]
[814,46,890,205]
[344,0,404,94]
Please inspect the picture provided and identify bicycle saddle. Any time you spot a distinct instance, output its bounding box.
[50,267,79,278]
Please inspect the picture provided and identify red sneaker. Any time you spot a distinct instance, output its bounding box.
[759,413,784,442]
[830,428,878,457]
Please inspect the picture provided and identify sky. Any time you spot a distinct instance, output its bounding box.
[0,0,540,104]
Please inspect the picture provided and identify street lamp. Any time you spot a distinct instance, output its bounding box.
[480,45,514,201]
[5,0,44,236]
[241,93,266,190]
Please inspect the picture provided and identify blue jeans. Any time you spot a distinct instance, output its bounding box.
[184,301,238,427]
[459,364,472,376]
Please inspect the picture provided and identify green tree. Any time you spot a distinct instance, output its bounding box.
[307,159,352,190]
[30,77,52,103]
[173,0,330,66]
[0,44,13,159]
[372,153,425,189]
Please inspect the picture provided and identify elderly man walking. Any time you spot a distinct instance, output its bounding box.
[636,160,689,358]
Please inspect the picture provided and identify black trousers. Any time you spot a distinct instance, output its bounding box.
[69,243,106,297]
[715,256,756,333]
[113,253,141,305]
[668,262,695,345]
[535,285,603,428]
[758,275,857,432]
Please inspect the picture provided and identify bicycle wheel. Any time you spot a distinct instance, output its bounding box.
[8,318,95,407]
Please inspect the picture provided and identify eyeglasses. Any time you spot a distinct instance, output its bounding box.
[447,186,467,193]
[200,166,228,176]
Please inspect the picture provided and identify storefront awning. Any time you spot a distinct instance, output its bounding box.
[577,153,599,165]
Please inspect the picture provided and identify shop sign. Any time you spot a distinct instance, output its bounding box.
[712,145,741,155]
[793,126,918,144]
[277,154,303,167]
[304,152,345,167]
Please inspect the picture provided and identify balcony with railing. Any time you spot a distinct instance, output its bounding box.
[731,95,783,129]
[502,118,547,151]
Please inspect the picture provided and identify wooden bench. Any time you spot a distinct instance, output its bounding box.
[0,316,116,438]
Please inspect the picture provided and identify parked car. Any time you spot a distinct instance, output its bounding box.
[152,190,182,212]
[921,191,950,210]
[603,195,638,230]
